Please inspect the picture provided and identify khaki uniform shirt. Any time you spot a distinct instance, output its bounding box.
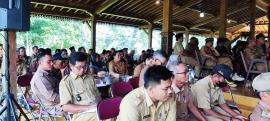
[109,60,128,75]
[174,42,184,54]
[17,61,27,76]
[117,87,176,121]
[250,101,270,121]
[59,72,101,121]
[244,46,260,63]
[30,68,61,114]
[172,84,193,121]
[191,76,226,109]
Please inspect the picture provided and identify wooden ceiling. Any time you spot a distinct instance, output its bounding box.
[30,0,269,35]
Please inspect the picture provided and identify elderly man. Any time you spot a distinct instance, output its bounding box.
[60,52,101,121]
[30,51,62,116]
[191,64,247,121]
[139,50,167,86]
[168,63,206,121]
[117,65,176,121]
[250,72,270,121]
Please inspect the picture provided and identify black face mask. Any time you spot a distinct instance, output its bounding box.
[216,82,227,88]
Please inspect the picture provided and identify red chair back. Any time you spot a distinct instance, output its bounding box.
[128,77,139,89]
[111,82,133,97]
[17,74,33,87]
[97,97,122,120]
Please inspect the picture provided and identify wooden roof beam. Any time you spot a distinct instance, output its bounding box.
[153,0,202,23]
[95,0,120,14]
[256,0,269,12]
[31,1,93,17]
[101,13,149,23]
[191,6,249,29]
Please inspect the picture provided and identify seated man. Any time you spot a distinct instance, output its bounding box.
[30,51,62,116]
[117,65,176,121]
[250,73,270,121]
[133,53,153,77]
[191,64,247,121]
[182,37,200,77]
[59,52,101,121]
[168,63,206,121]
[52,53,66,81]
[200,38,243,83]
[17,54,27,76]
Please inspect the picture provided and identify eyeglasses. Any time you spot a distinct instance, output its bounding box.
[74,65,87,70]
[175,71,187,75]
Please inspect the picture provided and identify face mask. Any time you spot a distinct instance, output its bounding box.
[216,82,227,88]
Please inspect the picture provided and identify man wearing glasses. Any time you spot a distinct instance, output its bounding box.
[59,52,101,121]
[250,73,270,121]
[168,63,206,121]
[117,65,176,121]
[191,64,247,121]
[139,50,167,86]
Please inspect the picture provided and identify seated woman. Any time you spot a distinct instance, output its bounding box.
[133,53,153,77]
[108,51,129,81]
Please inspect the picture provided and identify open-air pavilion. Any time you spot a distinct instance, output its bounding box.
[1,0,270,120]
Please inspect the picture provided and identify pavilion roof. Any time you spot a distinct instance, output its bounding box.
[30,0,269,37]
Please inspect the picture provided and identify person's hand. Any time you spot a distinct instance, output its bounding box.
[235,115,247,121]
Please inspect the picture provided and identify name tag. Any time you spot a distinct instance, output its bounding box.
[143,114,151,119]
[262,110,270,118]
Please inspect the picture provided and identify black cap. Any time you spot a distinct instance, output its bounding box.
[212,64,233,80]
[205,38,214,43]
[53,53,66,61]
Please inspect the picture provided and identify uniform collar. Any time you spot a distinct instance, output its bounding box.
[172,84,184,94]
[207,76,219,89]
[143,87,154,107]
[70,72,87,80]
[37,67,49,76]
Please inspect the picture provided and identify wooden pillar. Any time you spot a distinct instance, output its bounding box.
[249,0,256,39]
[90,15,97,52]
[161,0,173,54]
[148,22,153,49]
[219,0,228,38]
[185,29,189,45]
[2,31,17,94]
[267,6,270,43]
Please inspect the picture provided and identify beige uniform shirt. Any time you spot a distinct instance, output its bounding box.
[117,87,176,121]
[250,101,270,121]
[191,76,226,109]
[174,42,184,54]
[244,46,260,63]
[59,72,101,121]
[30,68,61,115]
[172,84,193,121]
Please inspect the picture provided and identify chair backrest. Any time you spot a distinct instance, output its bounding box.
[17,74,33,87]
[128,77,139,89]
[240,51,248,72]
[97,97,122,120]
[111,82,133,97]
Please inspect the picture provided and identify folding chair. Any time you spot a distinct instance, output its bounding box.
[195,51,212,78]
[111,82,133,97]
[240,51,268,83]
[17,74,38,120]
[97,97,122,121]
[128,77,139,89]
[32,93,62,121]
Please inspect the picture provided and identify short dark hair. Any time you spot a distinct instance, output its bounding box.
[144,65,173,88]
[37,49,51,61]
[32,46,38,50]
[69,52,88,65]
[256,33,265,40]
[61,49,67,53]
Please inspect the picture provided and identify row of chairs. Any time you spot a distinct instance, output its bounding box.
[17,74,138,121]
